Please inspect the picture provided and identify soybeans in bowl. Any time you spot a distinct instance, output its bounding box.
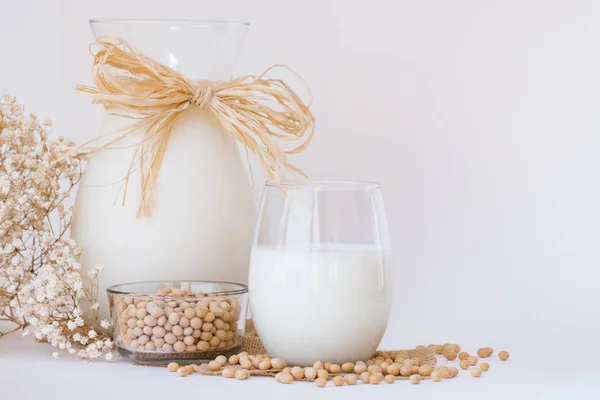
[108,280,248,363]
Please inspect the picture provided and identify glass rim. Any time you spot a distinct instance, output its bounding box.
[106,280,248,297]
[265,180,381,191]
[89,18,250,26]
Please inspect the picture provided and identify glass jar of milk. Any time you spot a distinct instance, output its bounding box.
[72,20,255,320]
[249,180,392,366]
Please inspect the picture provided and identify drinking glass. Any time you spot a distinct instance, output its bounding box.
[249,180,392,366]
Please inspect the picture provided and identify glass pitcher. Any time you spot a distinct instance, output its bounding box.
[72,19,255,320]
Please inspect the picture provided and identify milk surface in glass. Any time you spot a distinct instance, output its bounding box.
[249,243,391,366]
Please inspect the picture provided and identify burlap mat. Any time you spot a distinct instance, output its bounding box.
[135,319,436,381]
[239,319,267,355]
[197,346,436,381]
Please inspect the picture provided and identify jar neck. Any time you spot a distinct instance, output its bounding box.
[90,20,249,81]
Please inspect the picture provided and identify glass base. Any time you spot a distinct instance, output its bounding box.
[117,345,241,364]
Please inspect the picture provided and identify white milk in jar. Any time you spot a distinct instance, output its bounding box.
[72,20,255,320]
[249,244,391,366]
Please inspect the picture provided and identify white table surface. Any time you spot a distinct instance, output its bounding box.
[1,328,597,400]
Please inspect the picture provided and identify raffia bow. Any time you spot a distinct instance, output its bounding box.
[76,36,315,217]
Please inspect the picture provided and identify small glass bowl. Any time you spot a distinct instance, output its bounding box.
[107,280,248,363]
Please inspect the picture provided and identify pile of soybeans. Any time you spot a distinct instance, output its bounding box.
[165,344,510,387]
[112,288,243,356]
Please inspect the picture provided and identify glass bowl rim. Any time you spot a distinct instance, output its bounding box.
[89,18,250,26]
[265,179,381,190]
[106,280,248,297]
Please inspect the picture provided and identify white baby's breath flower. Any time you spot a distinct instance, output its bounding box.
[100,319,111,329]
[52,351,60,359]
[86,344,101,360]
[105,352,114,361]
[0,95,109,361]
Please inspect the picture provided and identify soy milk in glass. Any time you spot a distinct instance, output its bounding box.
[249,181,392,366]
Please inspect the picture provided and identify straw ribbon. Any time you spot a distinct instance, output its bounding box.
[75,36,315,217]
[191,81,215,108]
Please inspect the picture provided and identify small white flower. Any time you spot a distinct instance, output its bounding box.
[85,344,101,360]
[100,319,111,329]
[95,264,104,273]
[73,333,81,342]
[80,336,88,345]
[88,329,97,339]
[52,351,60,359]
[67,320,77,331]
[91,303,100,311]
[105,352,114,361]
[68,348,76,354]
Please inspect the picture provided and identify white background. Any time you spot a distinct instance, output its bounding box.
[1,0,599,398]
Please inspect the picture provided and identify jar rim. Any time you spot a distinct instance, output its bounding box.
[89,18,250,26]
[266,180,381,191]
[106,280,248,297]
